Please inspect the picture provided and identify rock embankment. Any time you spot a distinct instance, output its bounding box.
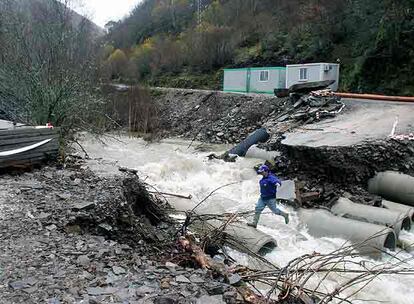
[153,88,344,147]
[155,89,287,144]
[0,166,241,304]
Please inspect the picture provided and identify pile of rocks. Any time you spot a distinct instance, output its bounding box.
[286,90,344,124]
[0,167,242,303]
[281,139,414,185]
[155,89,288,144]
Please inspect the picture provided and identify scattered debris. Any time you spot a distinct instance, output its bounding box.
[112,266,126,275]
[71,201,95,211]
[148,190,193,200]
[390,133,414,141]
[155,89,287,144]
[276,180,297,202]
[207,151,238,163]
[284,89,344,124]
[389,116,399,137]
[288,80,335,95]
[154,88,344,146]
[76,255,91,267]
[175,275,191,284]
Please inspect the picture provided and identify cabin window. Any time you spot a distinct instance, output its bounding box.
[259,70,269,82]
[299,68,308,81]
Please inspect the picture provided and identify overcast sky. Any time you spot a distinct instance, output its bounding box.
[73,0,141,28]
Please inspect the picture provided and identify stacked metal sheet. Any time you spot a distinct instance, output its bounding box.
[0,120,59,169]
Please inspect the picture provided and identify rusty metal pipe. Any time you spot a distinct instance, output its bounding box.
[335,92,414,103]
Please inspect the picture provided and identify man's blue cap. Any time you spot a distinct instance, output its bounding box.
[257,164,270,173]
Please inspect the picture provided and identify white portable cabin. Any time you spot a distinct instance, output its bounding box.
[223,67,286,94]
[286,63,340,91]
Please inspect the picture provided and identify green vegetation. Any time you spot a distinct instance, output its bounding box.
[103,0,414,95]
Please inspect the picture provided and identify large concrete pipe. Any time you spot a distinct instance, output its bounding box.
[382,200,414,223]
[228,128,270,157]
[167,198,277,255]
[368,171,414,207]
[245,145,280,161]
[331,198,411,236]
[198,219,277,255]
[299,209,396,258]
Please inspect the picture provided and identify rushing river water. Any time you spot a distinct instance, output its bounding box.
[81,135,414,304]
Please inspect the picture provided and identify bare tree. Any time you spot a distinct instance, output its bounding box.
[0,0,106,136]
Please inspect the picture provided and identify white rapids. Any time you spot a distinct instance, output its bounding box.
[80,135,414,304]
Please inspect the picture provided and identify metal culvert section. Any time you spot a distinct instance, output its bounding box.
[228,128,270,157]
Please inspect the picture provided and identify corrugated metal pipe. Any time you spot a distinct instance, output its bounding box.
[368,171,414,207]
[299,209,396,259]
[331,197,411,236]
[335,92,414,103]
[228,128,270,157]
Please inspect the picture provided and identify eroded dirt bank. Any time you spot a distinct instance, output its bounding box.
[0,165,245,304]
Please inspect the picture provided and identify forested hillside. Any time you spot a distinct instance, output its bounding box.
[103,0,414,95]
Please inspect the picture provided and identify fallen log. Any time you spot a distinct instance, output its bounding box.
[176,236,277,304]
[149,191,192,200]
[119,167,138,175]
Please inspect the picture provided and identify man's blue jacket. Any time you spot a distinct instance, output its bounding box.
[260,173,282,199]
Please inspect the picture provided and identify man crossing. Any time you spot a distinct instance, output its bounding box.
[247,165,289,228]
